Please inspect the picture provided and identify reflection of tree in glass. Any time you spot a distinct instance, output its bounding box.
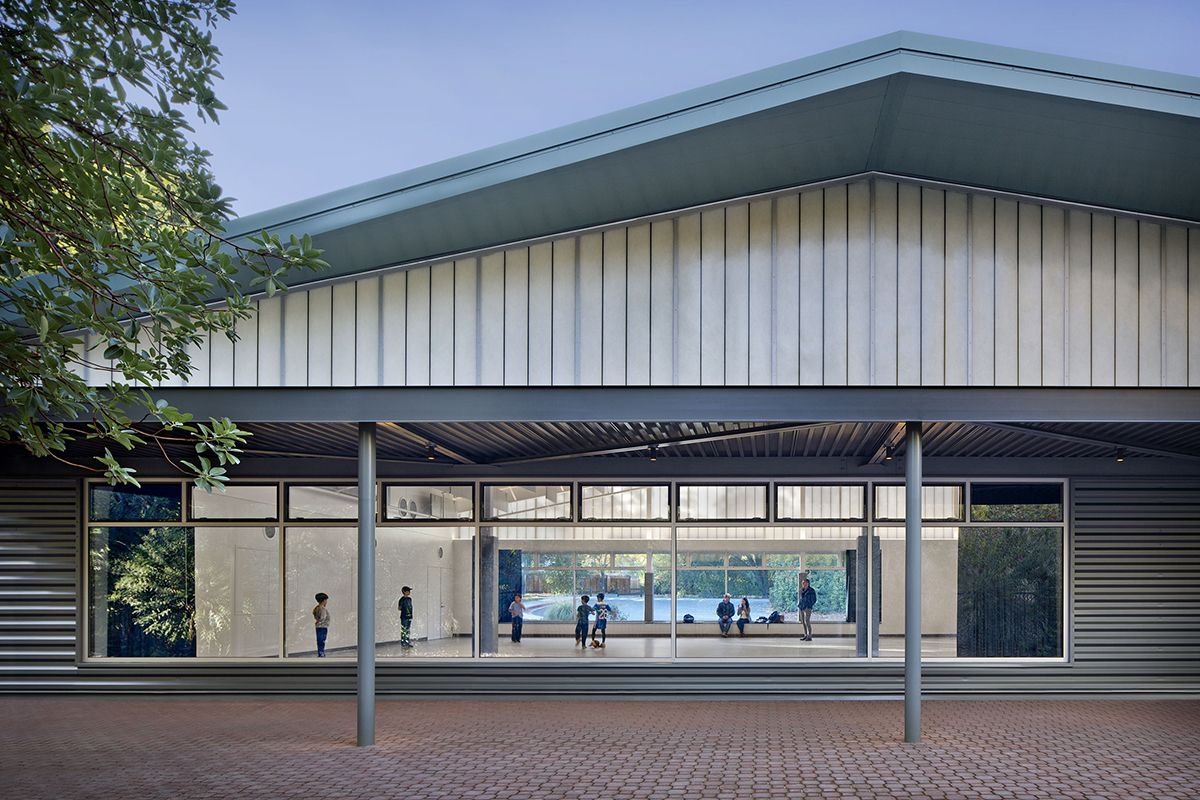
[109,527,195,648]
[957,527,1061,657]
[768,569,847,617]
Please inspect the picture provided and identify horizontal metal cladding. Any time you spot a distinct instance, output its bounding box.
[0,482,79,670]
[74,177,1200,391]
[4,478,1199,695]
[1072,479,1200,684]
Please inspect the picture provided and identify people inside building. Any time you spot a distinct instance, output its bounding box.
[737,597,751,637]
[398,586,414,648]
[591,593,611,648]
[799,578,817,642]
[508,593,525,642]
[312,592,329,657]
[575,595,593,647]
[717,593,735,637]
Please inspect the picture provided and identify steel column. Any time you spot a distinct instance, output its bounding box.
[357,422,377,746]
[904,421,922,743]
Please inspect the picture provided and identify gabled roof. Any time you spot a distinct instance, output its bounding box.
[227,31,1200,289]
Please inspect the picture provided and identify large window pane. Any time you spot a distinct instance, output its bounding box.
[675,527,862,659]
[191,485,278,521]
[90,484,181,522]
[376,527,475,657]
[385,485,473,521]
[956,527,1063,657]
[678,485,767,521]
[483,527,670,658]
[483,485,571,521]
[777,485,865,521]
[581,485,670,521]
[874,485,964,521]
[194,526,279,657]
[970,483,1063,522]
[287,485,359,521]
[89,526,194,657]
[284,527,357,657]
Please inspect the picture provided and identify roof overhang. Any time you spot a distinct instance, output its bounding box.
[221,31,1200,292]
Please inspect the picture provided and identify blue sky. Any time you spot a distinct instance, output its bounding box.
[192,0,1200,216]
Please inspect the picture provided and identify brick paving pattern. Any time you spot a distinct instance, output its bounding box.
[5,697,1198,799]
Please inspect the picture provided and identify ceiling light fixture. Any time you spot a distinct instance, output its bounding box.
[1116,447,1126,462]
[426,444,437,460]
[884,445,894,461]
[648,445,659,461]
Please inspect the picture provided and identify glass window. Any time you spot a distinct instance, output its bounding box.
[804,553,840,568]
[727,553,762,568]
[485,527,669,658]
[678,485,767,521]
[287,485,360,521]
[874,485,964,521]
[376,526,475,658]
[580,485,670,521]
[483,485,571,521]
[385,485,473,521]
[777,485,865,521]
[190,485,278,521]
[284,527,357,657]
[689,553,725,567]
[89,484,181,522]
[766,554,801,567]
[956,527,1063,657]
[970,483,1063,522]
[89,526,194,657]
[194,526,280,657]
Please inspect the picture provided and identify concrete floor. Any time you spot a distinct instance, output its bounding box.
[6,696,1197,799]
[309,634,959,659]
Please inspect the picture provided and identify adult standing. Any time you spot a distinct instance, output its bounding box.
[716,593,735,637]
[799,578,817,642]
[398,586,414,648]
[508,593,525,642]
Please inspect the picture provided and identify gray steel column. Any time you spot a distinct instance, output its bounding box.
[357,422,376,747]
[904,421,922,743]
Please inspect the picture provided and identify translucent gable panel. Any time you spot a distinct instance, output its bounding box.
[580,485,669,521]
[483,485,571,521]
[89,484,181,522]
[874,485,964,521]
[287,485,359,520]
[385,485,473,521]
[194,526,279,657]
[875,527,961,539]
[777,485,865,521]
[678,485,767,521]
[191,485,278,521]
[970,483,1063,522]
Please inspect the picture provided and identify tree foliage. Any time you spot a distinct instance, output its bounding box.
[0,0,327,489]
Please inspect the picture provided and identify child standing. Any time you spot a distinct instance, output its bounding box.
[575,595,593,648]
[508,593,525,642]
[313,592,330,657]
[398,586,414,648]
[591,592,611,648]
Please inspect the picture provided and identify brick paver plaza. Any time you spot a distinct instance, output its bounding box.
[5,697,1198,799]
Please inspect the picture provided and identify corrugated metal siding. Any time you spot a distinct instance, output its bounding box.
[0,482,79,683]
[2,478,1197,694]
[79,178,1199,391]
[1070,479,1200,689]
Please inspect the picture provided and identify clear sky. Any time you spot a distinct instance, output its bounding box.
[191,0,1200,217]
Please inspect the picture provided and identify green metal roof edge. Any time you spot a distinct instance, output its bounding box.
[223,31,1200,243]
